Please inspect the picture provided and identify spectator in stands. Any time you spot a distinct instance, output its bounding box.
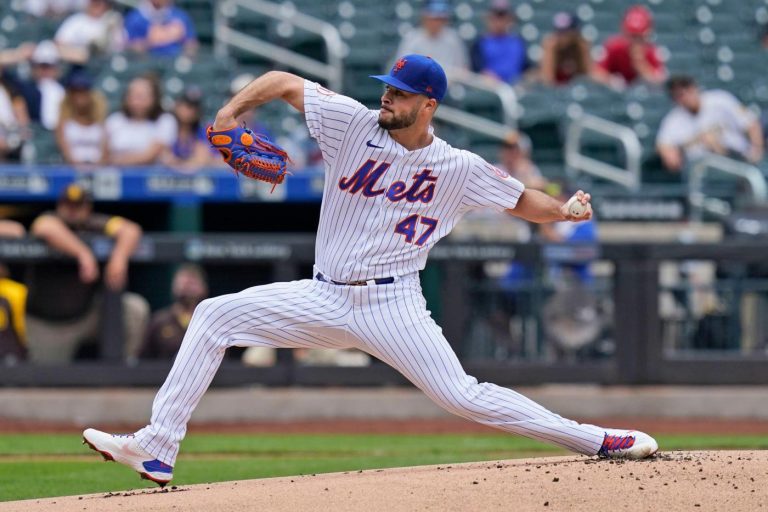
[656,75,764,172]
[54,0,125,65]
[0,220,28,364]
[496,131,548,190]
[763,112,768,153]
[0,273,27,365]
[0,220,25,239]
[105,74,177,166]
[0,255,27,366]
[0,74,29,162]
[470,0,527,84]
[0,44,37,76]
[1,41,66,131]
[536,183,602,359]
[140,264,208,359]
[593,5,666,88]
[489,181,600,360]
[540,12,594,86]
[55,71,109,167]
[537,183,598,285]
[23,0,85,18]
[394,0,468,76]
[161,87,213,171]
[124,0,198,57]
[762,25,768,49]
[25,184,149,364]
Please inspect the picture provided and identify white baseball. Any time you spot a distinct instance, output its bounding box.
[566,195,587,218]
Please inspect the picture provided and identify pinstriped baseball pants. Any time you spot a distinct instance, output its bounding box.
[135,274,606,466]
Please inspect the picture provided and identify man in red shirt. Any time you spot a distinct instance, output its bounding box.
[594,5,666,87]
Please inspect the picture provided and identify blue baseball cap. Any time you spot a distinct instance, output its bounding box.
[423,0,452,18]
[64,70,93,90]
[370,54,448,102]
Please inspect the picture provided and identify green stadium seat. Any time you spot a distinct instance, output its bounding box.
[461,89,503,122]
[193,0,764,189]
[0,14,38,47]
[653,12,686,32]
[465,141,498,163]
[29,126,61,165]
[344,71,382,107]
[666,51,706,75]
[433,122,470,149]
[655,33,696,52]
[588,11,618,34]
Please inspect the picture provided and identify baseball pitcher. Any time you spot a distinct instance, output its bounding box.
[83,55,657,485]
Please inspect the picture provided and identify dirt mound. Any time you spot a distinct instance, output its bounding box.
[2,451,765,512]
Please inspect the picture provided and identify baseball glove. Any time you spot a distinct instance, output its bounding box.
[207,124,290,191]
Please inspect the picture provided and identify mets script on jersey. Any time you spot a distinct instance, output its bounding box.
[303,80,525,282]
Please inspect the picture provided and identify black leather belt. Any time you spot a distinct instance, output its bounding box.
[315,272,395,286]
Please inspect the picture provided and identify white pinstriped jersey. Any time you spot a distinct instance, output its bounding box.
[132,84,611,468]
[304,80,525,282]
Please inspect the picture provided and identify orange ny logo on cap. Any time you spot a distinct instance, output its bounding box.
[393,58,407,73]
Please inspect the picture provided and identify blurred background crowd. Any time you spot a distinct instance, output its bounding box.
[1,0,768,370]
[0,0,765,173]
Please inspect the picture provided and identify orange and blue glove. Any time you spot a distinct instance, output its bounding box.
[207,124,290,191]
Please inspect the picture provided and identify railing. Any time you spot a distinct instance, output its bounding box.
[447,68,520,128]
[117,0,516,144]
[564,113,643,191]
[432,69,522,144]
[215,0,344,92]
[687,154,768,222]
[434,106,513,143]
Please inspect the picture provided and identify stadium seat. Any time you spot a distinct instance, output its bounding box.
[29,126,61,165]
[186,4,215,43]
[461,89,504,122]
[0,0,757,194]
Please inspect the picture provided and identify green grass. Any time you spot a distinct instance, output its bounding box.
[0,433,764,502]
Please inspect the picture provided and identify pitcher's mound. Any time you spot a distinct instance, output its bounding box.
[3,451,766,512]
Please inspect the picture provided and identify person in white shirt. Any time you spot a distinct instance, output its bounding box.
[54,0,125,64]
[105,75,177,166]
[656,75,765,172]
[0,76,29,162]
[5,41,66,131]
[496,131,548,190]
[23,0,86,18]
[55,71,108,166]
[393,0,469,77]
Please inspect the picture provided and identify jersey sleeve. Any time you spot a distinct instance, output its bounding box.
[713,90,756,129]
[178,10,197,42]
[155,113,178,146]
[460,154,525,213]
[596,38,617,73]
[303,80,368,165]
[124,10,148,41]
[83,213,124,236]
[646,45,665,74]
[656,112,684,146]
[54,16,76,44]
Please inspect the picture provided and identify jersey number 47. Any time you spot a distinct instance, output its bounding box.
[394,214,438,247]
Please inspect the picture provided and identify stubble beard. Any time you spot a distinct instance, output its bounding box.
[378,105,420,130]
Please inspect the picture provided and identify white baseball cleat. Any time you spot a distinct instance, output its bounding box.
[82,428,173,486]
[597,429,659,459]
